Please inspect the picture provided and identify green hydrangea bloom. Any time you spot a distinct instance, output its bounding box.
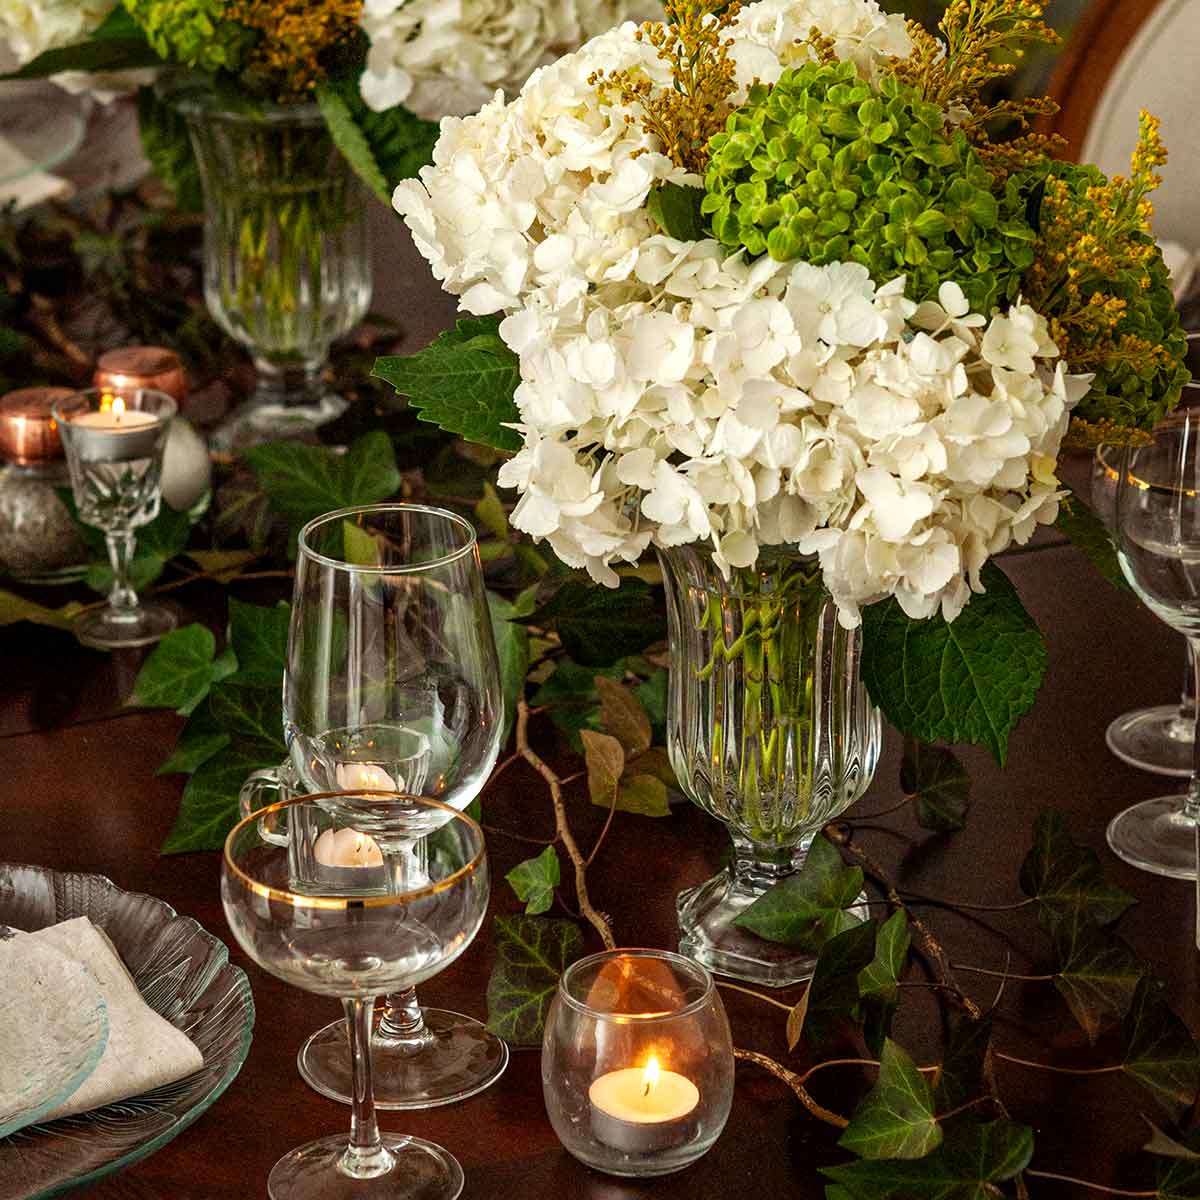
[122,0,255,74]
[701,61,1036,313]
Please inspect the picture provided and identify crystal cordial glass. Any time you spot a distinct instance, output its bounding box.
[542,949,734,1178]
[222,791,489,1200]
[52,387,178,650]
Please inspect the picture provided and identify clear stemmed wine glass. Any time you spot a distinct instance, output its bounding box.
[285,503,506,1108]
[1094,439,1194,777]
[1111,411,1200,878]
[222,791,489,1200]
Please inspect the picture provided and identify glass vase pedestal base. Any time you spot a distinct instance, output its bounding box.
[678,866,869,988]
[267,1131,463,1200]
[73,601,177,651]
[208,367,348,452]
[1106,795,1197,879]
[298,1007,509,1109]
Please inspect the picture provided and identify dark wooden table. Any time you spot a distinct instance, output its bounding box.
[3,523,1198,1198]
[2,218,1198,1196]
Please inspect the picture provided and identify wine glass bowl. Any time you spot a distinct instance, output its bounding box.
[284,503,507,1109]
[221,791,489,1200]
[1110,416,1200,878]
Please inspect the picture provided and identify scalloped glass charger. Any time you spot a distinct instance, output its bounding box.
[0,863,255,1200]
[0,83,86,187]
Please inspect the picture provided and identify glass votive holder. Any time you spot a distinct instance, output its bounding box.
[541,948,734,1178]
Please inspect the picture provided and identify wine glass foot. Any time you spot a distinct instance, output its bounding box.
[208,393,348,452]
[72,602,177,651]
[298,1008,509,1109]
[267,1131,463,1200]
[677,868,869,987]
[1106,705,1193,778]
[1106,795,1197,879]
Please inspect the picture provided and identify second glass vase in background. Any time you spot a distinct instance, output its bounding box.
[173,82,372,451]
[658,546,881,986]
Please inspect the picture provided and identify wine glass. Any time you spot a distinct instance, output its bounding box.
[52,387,178,650]
[1111,412,1200,878]
[1093,440,1194,777]
[286,503,506,1108]
[222,791,489,1200]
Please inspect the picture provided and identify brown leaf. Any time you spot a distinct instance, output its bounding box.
[786,994,808,1051]
[626,746,677,788]
[581,730,625,807]
[595,676,652,756]
[616,775,670,817]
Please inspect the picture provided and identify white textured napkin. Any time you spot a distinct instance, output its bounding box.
[16,918,204,1121]
[0,134,71,210]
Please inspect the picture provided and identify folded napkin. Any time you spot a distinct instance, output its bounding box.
[0,134,71,211]
[8,918,204,1125]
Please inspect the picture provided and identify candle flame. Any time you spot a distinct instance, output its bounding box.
[641,1055,660,1097]
[99,392,115,413]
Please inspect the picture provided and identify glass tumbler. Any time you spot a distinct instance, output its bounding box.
[541,949,734,1178]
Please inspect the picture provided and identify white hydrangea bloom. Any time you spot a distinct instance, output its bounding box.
[395,0,1087,627]
[359,0,662,119]
[0,0,115,66]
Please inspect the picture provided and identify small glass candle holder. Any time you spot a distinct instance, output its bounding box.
[542,948,733,1178]
[52,386,179,651]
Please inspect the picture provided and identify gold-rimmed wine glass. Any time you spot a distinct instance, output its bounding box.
[221,791,489,1200]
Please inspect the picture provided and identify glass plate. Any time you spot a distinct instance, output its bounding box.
[0,863,255,1199]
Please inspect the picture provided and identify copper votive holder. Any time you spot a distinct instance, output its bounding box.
[94,346,188,407]
[0,387,77,465]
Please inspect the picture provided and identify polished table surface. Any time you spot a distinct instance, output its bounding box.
[3,512,1199,1199]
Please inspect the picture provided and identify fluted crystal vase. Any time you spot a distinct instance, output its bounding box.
[175,87,372,449]
[658,545,882,986]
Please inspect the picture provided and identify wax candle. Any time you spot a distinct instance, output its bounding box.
[589,1056,699,1153]
[334,761,395,791]
[65,396,164,463]
[313,827,384,868]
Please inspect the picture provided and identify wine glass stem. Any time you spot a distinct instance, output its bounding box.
[104,530,139,612]
[339,996,394,1179]
[378,985,433,1046]
[1187,639,1200,824]
[1181,641,1197,724]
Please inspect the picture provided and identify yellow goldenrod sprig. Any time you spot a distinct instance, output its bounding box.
[590,0,742,173]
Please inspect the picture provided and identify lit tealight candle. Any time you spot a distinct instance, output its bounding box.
[72,395,158,431]
[313,827,384,868]
[334,761,395,791]
[589,1055,700,1154]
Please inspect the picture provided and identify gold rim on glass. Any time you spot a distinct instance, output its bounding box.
[296,503,478,575]
[223,790,485,910]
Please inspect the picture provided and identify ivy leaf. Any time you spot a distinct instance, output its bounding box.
[595,676,652,757]
[1019,808,1137,929]
[860,563,1045,765]
[532,659,624,749]
[136,84,201,212]
[1146,1122,1200,1160]
[1056,487,1132,595]
[736,833,864,951]
[840,1038,943,1160]
[373,316,522,452]
[646,182,707,240]
[129,624,217,715]
[1157,1130,1200,1200]
[162,751,277,854]
[634,669,669,744]
[857,910,910,1055]
[900,737,971,833]
[517,579,665,668]
[1052,909,1144,1043]
[581,730,625,807]
[156,699,230,776]
[788,919,876,1048]
[244,432,401,533]
[616,774,671,818]
[208,680,288,757]
[1121,977,1200,1121]
[5,27,159,79]
[0,589,82,631]
[505,845,561,916]
[227,599,290,688]
[933,1015,993,1114]
[486,914,585,1045]
[475,482,509,542]
[822,1119,1034,1199]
